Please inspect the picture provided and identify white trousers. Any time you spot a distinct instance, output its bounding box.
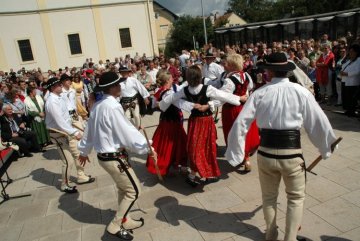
[98,159,141,234]
[257,146,306,241]
[49,132,86,185]
[124,102,141,129]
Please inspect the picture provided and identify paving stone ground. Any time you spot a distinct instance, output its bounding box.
[1,105,360,241]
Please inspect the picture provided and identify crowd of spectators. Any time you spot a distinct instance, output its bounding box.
[0,32,359,157]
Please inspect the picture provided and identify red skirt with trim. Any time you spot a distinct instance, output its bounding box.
[146,120,188,175]
[222,104,260,159]
[187,115,220,178]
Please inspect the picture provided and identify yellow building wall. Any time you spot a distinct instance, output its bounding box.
[0,0,158,71]
[153,4,175,51]
[225,13,247,27]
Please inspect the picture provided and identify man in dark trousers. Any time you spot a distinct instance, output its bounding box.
[1,104,40,157]
[226,52,337,241]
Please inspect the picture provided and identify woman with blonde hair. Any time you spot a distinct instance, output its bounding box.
[220,54,259,172]
[146,70,189,176]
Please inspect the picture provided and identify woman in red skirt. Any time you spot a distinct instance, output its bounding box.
[146,71,189,176]
[221,54,260,172]
[159,65,241,186]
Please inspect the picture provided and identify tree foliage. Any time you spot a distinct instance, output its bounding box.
[213,16,230,28]
[165,15,214,57]
[228,0,360,23]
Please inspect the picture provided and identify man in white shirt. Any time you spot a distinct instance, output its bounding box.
[60,74,84,130]
[78,72,156,240]
[147,61,158,85]
[119,66,150,128]
[202,52,224,88]
[226,52,337,241]
[45,77,95,194]
[179,50,190,77]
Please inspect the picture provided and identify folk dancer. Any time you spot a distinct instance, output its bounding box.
[60,74,84,131]
[160,65,242,187]
[119,66,150,128]
[45,77,95,193]
[220,54,260,172]
[78,72,157,240]
[147,70,192,176]
[226,52,337,241]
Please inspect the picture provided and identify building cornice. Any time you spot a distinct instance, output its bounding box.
[0,0,153,16]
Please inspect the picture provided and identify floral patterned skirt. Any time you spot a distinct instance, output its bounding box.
[146,119,187,175]
[187,115,220,178]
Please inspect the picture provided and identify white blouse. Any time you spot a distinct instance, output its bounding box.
[341,58,360,86]
[159,84,240,112]
[120,76,150,98]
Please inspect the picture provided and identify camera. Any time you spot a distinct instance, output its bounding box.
[18,127,30,136]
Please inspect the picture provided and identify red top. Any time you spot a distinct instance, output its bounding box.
[168,65,181,84]
[316,52,335,85]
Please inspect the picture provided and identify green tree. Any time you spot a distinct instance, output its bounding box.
[228,0,360,23]
[165,15,214,57]
[228,0,275,22]
[273,0,360,18]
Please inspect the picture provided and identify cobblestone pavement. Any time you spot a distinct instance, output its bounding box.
[1,105,359,241]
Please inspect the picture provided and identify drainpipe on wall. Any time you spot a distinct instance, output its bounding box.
[146,0,156,57]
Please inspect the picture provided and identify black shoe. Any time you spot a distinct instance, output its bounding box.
[202,177,219,184]
[108,229,133,240]
[61,185,78,194]
[33,147,47,153]
[185,177,200,187]
[24,153,33,157]
[345,111,357,117]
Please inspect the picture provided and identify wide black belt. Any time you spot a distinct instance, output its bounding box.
[120,95,137,104]
[260,129,301,149]
[97,152,121,159]
[190,110,213,117]
[120,96,138,112]
[97,151,131,172]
